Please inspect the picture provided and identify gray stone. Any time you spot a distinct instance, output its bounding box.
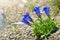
[0,10,7,30]
[10,35,17,39]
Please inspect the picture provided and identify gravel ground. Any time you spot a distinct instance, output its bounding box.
[0,23,60,40]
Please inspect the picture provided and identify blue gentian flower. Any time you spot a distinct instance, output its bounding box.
[43,6,50,16]
[33,6,40,16]
[21,12,32,25]
[23,12,32,22]
[21,17,30,25]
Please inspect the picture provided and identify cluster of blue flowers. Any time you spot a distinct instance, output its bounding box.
[21,6,50,25]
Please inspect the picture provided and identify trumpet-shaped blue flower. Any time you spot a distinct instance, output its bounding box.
[43,6,50,16]
[33,6,40,16]
[21,12,32,25]
[23,12,32,21]
[21,17,30,25]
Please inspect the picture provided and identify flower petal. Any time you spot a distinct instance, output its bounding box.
[43,6,50,16]
[33,6,40,16]
[21,18,30,25]
[21,12,33,25]
[23,12,32,21]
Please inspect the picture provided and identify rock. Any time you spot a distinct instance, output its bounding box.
[22,0,27,3]
[18,3,25,9]
[0,10,7,30]
[10,35,17,39]
[5,38,10,40]
[55,35,60,40]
